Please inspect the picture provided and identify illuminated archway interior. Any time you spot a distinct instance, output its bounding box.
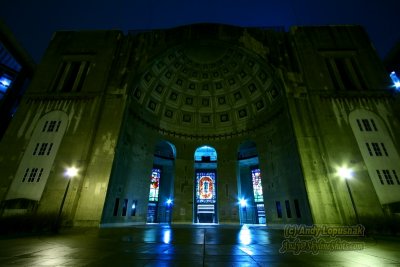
[147,141,176,223]
[238,141,265,224]
[194,145,218,223]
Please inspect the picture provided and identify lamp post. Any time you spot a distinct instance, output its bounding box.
[55,166,78,232]
[240,198,247,224]
[165,198,173,224]
[337,166,359,224]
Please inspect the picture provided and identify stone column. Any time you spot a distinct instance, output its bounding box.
[216,140,239,224]
[172,143,195,223]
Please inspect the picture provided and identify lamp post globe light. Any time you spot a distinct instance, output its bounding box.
[55,166,78,232]
[337,165,359,224]
[165,198,173,224]
[239,198,247,224]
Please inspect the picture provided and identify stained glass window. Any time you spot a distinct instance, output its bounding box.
[251,168,264,202]
[196,171,216,203]
[149,168,161,202]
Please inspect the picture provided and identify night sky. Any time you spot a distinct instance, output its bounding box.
[1,0,399,63]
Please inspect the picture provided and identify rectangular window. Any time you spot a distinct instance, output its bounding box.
[36,168,44,182]
[75,62,90,92]
[276,201,282,218]
[381,143,388,156]
[370,119,378,131]
[383,170,394,185]
[149,168,161,202]
[33,143,39,155]
[47,143,53,155]
[376,170,384,185]
[362,119,372,131]
[335,58,357,90]
[195,170,217,204]
[53,61,90,92]
[393,170,400,185]
[62,62,81,92]
[356,119,363,131]
[350,58,368,90]
[325,58,341,91]
[251,168,264,203]
[294,199,301,218]
[122,199,128,216]
[38,143,48,155]
[325,57,365,91]
[52,62,67,92]
[371,143,382,156]
[42,121,49,132]
[28,168,38,182]
[55,121,61,132]
[113,198,120,216]
[131,200,137,216]
[48,121,57,132]
[22,168,29,182]
[285,200,292,218]
[365,143,373,156]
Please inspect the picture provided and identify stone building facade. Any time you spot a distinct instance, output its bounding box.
[0,24,399,228]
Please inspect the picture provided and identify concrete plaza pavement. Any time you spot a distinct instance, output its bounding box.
[0,224,399,266]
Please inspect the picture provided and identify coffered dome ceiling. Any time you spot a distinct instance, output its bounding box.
[131,41,282,136]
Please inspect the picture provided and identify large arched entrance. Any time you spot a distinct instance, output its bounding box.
[237,141,265,224]
[147,141,176,223]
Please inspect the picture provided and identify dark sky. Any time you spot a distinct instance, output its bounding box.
[1,0,399,63]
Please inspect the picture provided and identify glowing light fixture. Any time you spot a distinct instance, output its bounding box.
[336,165,359,223]
[337,166,353,179]
[239,198,247,207]
[166,198,173,206]
[390,71,400,89]
[65,166,78,178]
[0,75,12,93]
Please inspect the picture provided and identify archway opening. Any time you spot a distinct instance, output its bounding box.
[146,141,175,224]
[194,145,217,224]
[237,141,266,224]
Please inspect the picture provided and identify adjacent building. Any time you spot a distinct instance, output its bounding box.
[0,20,35,140]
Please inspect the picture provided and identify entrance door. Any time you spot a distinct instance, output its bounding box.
[147,202,158,223]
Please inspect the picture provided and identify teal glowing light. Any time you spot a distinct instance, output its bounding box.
[239,198,247,207]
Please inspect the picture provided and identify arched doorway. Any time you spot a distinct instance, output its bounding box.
[194,145,217,223]
[146,141,176,223]
[237,141,265,224]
